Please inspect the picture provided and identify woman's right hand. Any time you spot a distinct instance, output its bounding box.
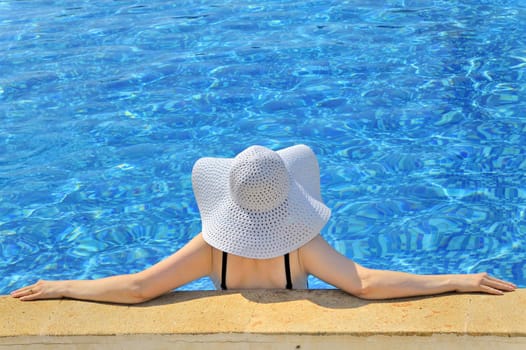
[453,273,517,295]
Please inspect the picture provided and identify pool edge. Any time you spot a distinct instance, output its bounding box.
[1,289,525,348]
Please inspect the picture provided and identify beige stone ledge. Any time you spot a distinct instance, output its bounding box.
[1,289,525,349]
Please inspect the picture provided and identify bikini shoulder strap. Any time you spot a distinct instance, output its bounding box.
[284,253,293,289]
[221,251,228,290]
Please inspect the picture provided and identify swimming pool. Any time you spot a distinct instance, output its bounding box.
[0,0,525,294]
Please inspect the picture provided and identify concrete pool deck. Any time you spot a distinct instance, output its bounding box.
[1,289,525,349]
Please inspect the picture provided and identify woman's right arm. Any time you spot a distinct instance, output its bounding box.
[300,235,516,299]
[11,233,212,304]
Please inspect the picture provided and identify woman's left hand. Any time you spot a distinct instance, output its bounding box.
[10,280,65,301]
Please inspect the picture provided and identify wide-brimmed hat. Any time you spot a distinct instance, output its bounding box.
[192,144,331,259]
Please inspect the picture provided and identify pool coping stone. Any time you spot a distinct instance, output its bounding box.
[1,289,525,348]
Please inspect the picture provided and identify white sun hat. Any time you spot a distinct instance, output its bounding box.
[192,144,331,259]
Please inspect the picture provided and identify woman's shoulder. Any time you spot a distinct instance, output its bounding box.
[300,234,332,254]
[299,234,356,272]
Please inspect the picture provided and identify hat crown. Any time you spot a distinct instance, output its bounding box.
[229,146,289,211]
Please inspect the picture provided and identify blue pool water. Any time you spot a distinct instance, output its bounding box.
[1,0,525,294]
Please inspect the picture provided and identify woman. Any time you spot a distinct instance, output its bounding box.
[11,144,516,304]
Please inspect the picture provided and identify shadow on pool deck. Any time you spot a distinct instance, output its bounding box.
[1,289,525,349]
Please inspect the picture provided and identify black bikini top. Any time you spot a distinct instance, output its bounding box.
[220,251,293,290]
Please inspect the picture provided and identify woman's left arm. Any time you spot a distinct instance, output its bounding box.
[11,233,212,304]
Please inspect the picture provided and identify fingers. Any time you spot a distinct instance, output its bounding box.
[479,284,504,295]
[484,275,516,290]
[11,284,42,301]
[480,274,517,295]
